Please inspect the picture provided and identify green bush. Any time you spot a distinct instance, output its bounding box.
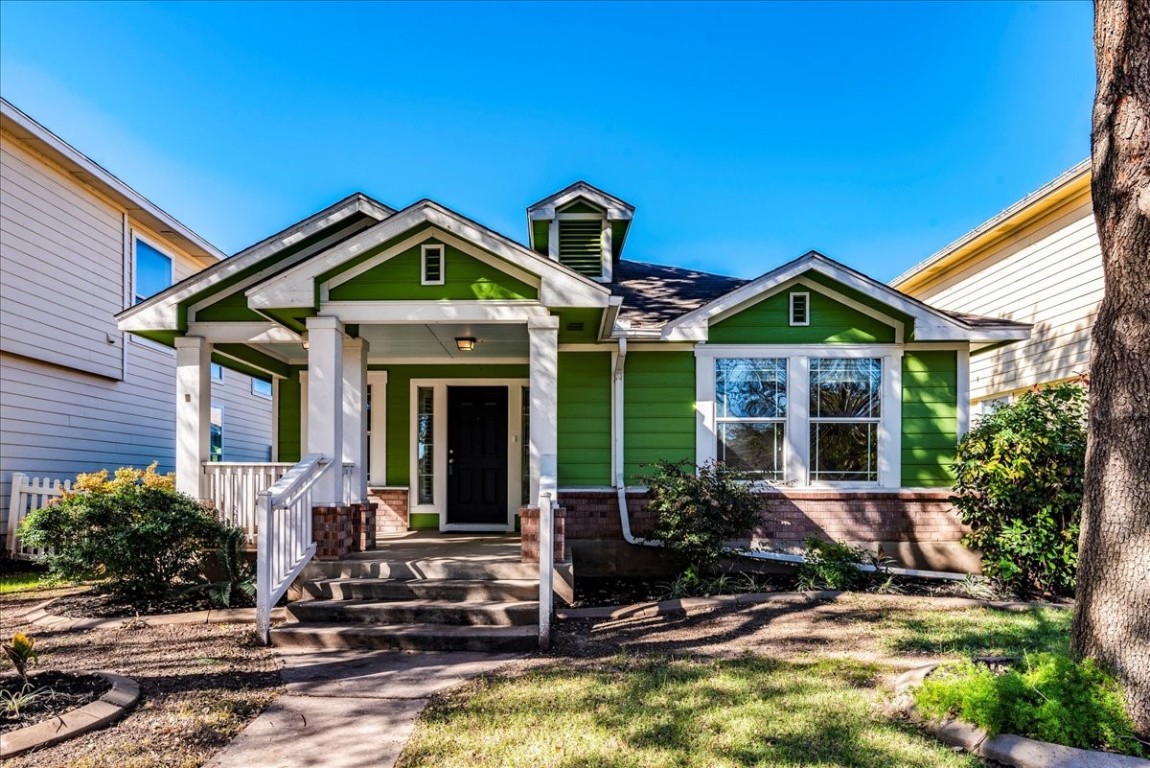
[20,465,225,602]
[914,653,1144,756]
[796,537,887,591]
[640,459,764,572]
[951,383,1086,596]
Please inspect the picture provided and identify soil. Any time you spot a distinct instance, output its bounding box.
[47,591,223,619]
[0,590,283,768]
[0,670,110,733]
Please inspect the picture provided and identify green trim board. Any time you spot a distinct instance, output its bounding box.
[327,240,537,301]
[408,512,440,530]
[558,352,612,486]
[194,291,265,322]
[709,284,898,344]
[624,352,696,484]
[900,351,959,487]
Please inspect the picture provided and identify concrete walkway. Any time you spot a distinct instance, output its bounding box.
[203,650,518,768]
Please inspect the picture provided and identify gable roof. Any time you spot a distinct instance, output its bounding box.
[1,97,224,266]
[662,251,1031,343]
[526,180,635,219]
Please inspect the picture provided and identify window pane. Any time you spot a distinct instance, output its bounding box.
[811,423,877,482]
[716,358,787,419]
[521,387,530,505]
[810,358,881,418]
[717,422,785,479]
[211,363,224,381]
[210,406,224,462]
[252,378,272,397]
[135,240,172,303]
[417,387,434,505]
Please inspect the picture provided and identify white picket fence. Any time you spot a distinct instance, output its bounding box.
[5,473,71,560]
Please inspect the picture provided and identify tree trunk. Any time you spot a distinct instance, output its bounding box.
[1071,0,1150,736]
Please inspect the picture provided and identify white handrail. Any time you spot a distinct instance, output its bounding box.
[255,454,332,644]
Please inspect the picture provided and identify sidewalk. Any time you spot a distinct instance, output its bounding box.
[203,650,518,768]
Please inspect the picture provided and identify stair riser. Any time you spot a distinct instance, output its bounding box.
[270,630,537,653]
[300,562,539,581]
[288,603,538,627]
[303,582,539,602]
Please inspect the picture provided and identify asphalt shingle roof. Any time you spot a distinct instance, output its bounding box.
[611,259,749,330]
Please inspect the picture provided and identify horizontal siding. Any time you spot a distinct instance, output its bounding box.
[901,351,958,487]
[277,373,303,462]
[557,352,612,486]
[709,285,897,344]
[624,352,695,484]
[907,198,1101,400]
[1,134,124,379]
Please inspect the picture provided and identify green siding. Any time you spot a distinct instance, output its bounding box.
[709,286,897,344]
[382,364,530,486]
[327,241,537,301]
[194,291,265,322]
[801,271,915,337]
[555,308,604,343]
[560,201,603,215]
[624,352,696,484]
[558,352,612,486]
[277,372,302,463]
[531,220,550,254]
[408,513,440,530]
[901,351,959,487]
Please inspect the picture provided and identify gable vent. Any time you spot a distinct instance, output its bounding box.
[558,220,604,277]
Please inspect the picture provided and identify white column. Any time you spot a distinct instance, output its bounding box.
[175,336,212,498]
[306,316,344,505]
[342,335,369,503]
[529,315,559,650]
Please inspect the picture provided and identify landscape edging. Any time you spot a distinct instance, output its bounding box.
[0,672,140,758]
[893,663,1150,768]
[26,599,288,631]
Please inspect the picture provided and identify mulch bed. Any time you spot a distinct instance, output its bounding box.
[0,670,110,733]
[47,591,244,619]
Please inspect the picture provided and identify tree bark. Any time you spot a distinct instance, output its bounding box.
[1071,0,1150,736]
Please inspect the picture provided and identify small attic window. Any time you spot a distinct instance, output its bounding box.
[789,292,810,326]
[421,244,445,285]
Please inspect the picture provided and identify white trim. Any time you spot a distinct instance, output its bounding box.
[420,243,445,286]
[526,181,635,221]
[320,300,550,325]
[367,371,388,485]
[210,361,225,382]
[558,343,611,352]
[186,322,303,344]
[132,231,174,306]
[696,343,900,358]
[956,348,971,437]
[407,378,529,532]
[299,371,308,458]
[789,291,810,326]
[271,378,280,461]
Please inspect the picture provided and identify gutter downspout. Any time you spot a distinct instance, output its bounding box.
[737,549,970,581]
[613,337,661,547]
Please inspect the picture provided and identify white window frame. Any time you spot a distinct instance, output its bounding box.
[408,378,529,532]
[421,243,445,286]
[251,377,273,399]
[789,292,810,326]
[713,358,788,482]
[696,345,902,488]
[211,362,225,382]
[808,357,882,484]
[132,234,173,306]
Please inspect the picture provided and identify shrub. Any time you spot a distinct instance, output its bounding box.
[915,653,1144,756]
[20,464,225,602]
[193,526,257,609]
[640,459,764,572]
[951,383,1086,596]
[796,537,888,591]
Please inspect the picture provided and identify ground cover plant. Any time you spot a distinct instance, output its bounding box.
[915,653,1145,756]
[951,382,1086,597]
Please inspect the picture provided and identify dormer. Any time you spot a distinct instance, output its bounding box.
[526,181,634,282]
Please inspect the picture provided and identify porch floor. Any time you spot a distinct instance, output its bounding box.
[341,531,522,564]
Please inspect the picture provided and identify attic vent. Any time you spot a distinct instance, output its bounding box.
[558,219,604,277]
[789,292,810,326]
[566,322,585,332]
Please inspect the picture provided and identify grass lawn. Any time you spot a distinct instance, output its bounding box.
[397,596,1073,768]
[0,570,54,594]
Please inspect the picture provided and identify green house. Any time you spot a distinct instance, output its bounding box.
[118,182,1029,574]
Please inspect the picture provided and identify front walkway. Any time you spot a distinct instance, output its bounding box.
[203,649,519,768]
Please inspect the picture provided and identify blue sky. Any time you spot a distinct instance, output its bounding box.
[0,1,1093,281]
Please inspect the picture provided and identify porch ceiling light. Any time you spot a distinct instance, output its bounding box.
[455,337,477,352]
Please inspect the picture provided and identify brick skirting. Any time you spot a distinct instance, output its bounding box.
[368,488,410,535]
[519,506,567,563]
[312,505,354,560]
[350,502,378,551]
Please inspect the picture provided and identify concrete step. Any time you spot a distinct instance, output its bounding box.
[303,577,539,602]
[301,559,538,581]
[288,598,539,627]
[270,622,538,652]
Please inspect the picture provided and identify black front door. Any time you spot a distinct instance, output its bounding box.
[447,386,508,525]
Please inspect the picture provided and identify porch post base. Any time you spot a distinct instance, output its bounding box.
[519,506,567,564]
[350,502,378,552]
[312,505,354,560]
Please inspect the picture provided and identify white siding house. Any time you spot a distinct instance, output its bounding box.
[891,161,1098,414]
[0,98,273,537]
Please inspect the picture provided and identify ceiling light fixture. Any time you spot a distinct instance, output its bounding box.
[455,337,477,352]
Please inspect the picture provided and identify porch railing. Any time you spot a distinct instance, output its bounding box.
[201,462,294,544]
[5,473,71,559]
[255,454,332,644]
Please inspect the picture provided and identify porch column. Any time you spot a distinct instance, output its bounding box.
[306,316,344,505]
[342,335,369,503]
[174,336,212,498]
[529,315,559,649]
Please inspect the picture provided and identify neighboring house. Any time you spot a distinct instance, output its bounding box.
[891,160,1097,416]
[0,98,273,540]
[119,181,1029,572]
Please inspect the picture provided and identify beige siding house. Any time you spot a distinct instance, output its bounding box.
[891,161,1098,415]
[0,98,273,533]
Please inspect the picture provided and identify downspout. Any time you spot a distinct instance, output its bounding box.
[613,337,661,547]
[736,549,970,581]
